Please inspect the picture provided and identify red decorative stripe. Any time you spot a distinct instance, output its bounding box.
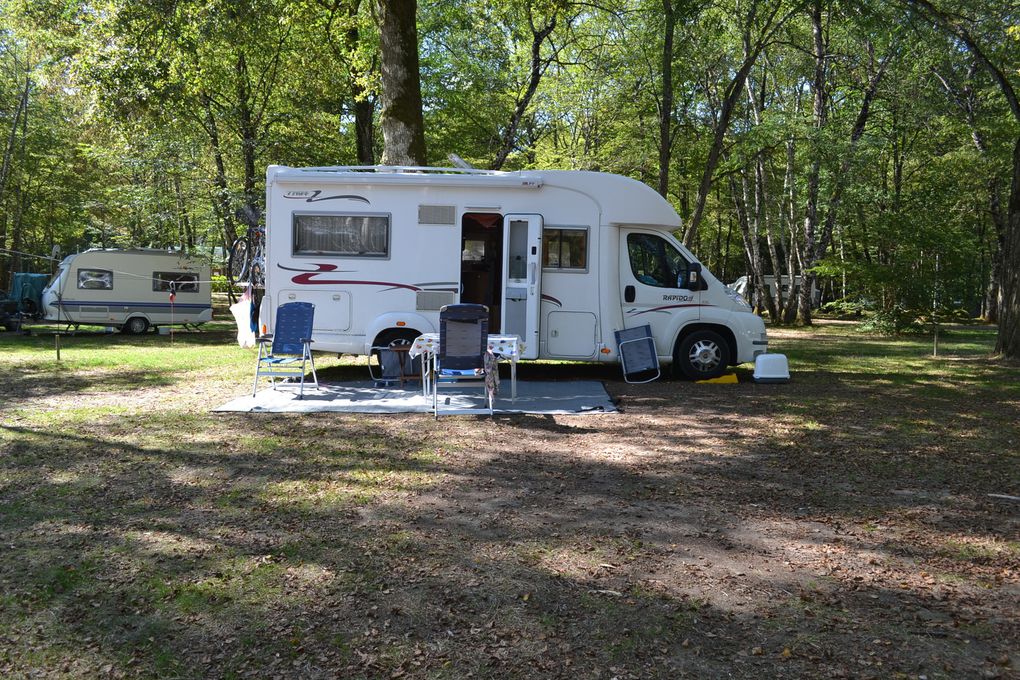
[629,303,712,315]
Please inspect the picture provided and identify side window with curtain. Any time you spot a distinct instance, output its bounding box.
[626,233,688,288]
[293,213,390,258]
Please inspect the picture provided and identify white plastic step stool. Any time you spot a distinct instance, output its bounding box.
[754,353,790,383]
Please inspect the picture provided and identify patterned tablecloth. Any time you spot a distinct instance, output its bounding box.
[407,333,525,361]
[409,333,524,402]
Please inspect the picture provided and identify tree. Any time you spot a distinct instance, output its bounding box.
[377,0,427,165]
[900,0,1020,359]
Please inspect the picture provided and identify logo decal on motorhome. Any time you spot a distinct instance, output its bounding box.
[283,190,370,204]
[279,263,422,291]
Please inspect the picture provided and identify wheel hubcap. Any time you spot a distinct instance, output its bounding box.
[688,340,721,372]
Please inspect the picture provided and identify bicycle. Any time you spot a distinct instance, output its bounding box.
[227,224,266,289]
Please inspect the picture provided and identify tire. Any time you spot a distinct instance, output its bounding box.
[373,328,420,348]
[122,316,150,335]
[674,329,729,380]
[249,257,265,289]
[228,236,251,286]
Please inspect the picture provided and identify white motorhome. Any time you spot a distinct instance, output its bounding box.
[41,249,213,333]
[261,166,768,379]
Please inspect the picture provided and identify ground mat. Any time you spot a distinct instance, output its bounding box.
[214,380,617,414]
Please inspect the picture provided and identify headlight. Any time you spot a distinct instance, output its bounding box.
[725,288,751,310]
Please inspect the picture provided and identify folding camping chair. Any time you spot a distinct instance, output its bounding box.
[432,304,494,418]
[368,338,420,387]
[615,325,661,383]
[252,301,319,398]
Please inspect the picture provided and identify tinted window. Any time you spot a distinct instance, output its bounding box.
[543,228,588,270]
[153,272,199,293]
[626,233,688,288]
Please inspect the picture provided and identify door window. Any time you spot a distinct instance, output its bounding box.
[626,233,688,288]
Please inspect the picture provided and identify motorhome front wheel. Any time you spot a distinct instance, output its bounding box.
[675,330,729,380]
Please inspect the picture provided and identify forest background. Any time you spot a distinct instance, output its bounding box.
[0,0,1017,343]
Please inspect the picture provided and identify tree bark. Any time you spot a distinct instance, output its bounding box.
[200,94,239,249]
[797,0,827,324]
[657,0,677,197]
[377,0,427,166]
[235,53,260,228]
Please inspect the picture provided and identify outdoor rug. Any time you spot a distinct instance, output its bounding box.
[214,380,617,415]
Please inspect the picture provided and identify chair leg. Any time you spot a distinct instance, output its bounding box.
[308,348,319,389]
[252,346,264,397]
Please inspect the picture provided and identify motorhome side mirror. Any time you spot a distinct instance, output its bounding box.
[686,263,702,290]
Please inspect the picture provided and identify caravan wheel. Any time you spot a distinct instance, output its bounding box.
[122,317,150,334]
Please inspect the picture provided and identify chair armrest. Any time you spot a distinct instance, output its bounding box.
[256,335,272,344]
[301,338,314,344]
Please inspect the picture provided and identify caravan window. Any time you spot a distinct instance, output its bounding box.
[77,269,113,290]
[152,272,199,293]
[293,213,390,258]
[543,227,588,271]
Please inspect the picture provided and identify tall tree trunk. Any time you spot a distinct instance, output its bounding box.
[0,73,30,220]
[657,0,677,197]
[797,0,827,324]
[377,0,427,166]
[745,63,785,320]
[235,53,260,228]
[201,94,238,249]
[318,0,376,164]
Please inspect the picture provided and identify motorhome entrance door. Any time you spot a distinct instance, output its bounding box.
[502,215,542,359]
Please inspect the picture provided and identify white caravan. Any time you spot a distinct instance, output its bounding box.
[41,249,212,333]
[261,166,769,379]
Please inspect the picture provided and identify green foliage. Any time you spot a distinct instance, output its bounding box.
[0,0,1013,329]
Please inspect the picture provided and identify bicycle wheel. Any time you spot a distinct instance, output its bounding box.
[228,236,251,285]
[250,257,265,289]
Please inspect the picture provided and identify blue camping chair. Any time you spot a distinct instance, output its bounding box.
[431,304,494,418]
[252,302,319,398]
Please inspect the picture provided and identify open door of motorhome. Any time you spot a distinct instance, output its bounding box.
[502,215,542,359]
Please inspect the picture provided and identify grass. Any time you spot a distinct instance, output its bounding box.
[1,320,1018,678]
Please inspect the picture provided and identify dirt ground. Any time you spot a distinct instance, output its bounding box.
[1,323,1018,679]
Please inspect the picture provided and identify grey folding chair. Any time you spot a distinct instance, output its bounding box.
[615,325,660,383]
[432,304,493,417]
